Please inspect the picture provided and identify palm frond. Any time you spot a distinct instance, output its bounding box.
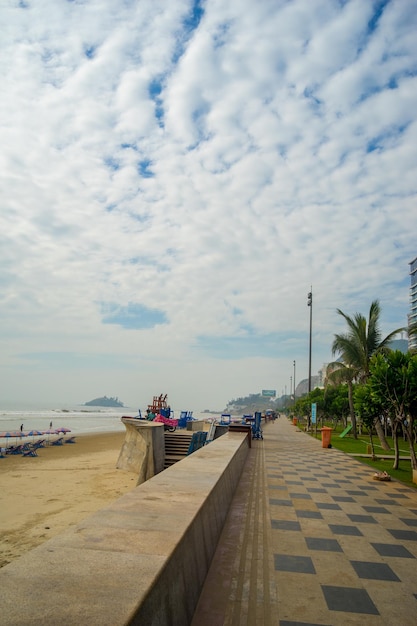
[332,300,404,382]
[325,361,357,386]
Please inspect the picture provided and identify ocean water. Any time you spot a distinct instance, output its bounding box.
[0,403,215,441]
[0,406,130,439]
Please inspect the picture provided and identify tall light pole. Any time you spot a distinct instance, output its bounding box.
[290,376,292,400]
[307,288,313,393]
[293,360,296,402]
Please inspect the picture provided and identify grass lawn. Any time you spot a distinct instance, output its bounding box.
[306,427,417,490]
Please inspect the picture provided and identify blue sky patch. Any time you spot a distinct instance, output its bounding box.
[100,302,167,329]
[366,137,381,153]
[148,78,165,126]
[367,1,390,35]
[149,79,162,97]
[196,332,305,360]
[212,21,232,49]
[126,256,155,265]
[84,45,96,59]
[138,159,154,178]
[104,157,120,171]
[183,0,204,31]
[366,122,410,153]
[124,256,168,270]
[154,103,165,124]
[172,0,205,64]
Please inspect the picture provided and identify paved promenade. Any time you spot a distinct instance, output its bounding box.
[192,417,417,625]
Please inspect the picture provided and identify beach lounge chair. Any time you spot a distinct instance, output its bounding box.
[7,445,24,455]
[32,440,46,449]
[65,436,76,443]
[51,437,64,446]
[22,447,38,457]
[220,413,231,425]
[178,411,188,429]
[187,432,207,455]
[178,411,195,429]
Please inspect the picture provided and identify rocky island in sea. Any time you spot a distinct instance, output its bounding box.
[84,396,124,408]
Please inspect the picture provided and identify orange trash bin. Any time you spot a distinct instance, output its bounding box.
[321,426,332,448]
[293,417,298,426]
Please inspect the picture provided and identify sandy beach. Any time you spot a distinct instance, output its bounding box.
[0,432,136,568]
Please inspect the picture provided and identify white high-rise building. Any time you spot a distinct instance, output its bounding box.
[409,256,417,351]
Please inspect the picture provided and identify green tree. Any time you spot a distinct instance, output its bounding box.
[293,388,325,430]
[293,395,313,426]
[326,363,357,437]
[354,384,384,460]
[367,351,417,471]
[327,300,403,440]
[324,384,350,429]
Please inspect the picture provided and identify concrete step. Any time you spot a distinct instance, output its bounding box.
[164,432,194,468]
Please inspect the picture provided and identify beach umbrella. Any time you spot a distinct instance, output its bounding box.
[0,431,22,438]
[42,428,58,442]
[0,432,18,456]
[55,427,71,433]
[0,431,23,447]
[27,429,44,442]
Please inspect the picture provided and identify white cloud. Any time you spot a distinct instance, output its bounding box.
[0,0,415,410]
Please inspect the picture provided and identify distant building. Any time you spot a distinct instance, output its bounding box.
[409,256,417,351]
[295,373,322,397]
[293,364,327,397]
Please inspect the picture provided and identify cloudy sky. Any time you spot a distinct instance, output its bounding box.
[1,0,416,411]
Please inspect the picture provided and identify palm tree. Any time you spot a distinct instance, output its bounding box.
[327,300,403,440]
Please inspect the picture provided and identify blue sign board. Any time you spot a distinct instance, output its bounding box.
[311,403,317,424]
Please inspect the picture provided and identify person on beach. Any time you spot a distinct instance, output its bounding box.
[20,424,24,432]
[50,421,53,429]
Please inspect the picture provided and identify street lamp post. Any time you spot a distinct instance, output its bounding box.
[293,360,296,402]
[307,288,313,393]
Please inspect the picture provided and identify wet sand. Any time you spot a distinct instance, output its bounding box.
[0,431,136,568]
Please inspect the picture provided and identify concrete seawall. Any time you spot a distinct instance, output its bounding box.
[0,431,250,626]
[116,418,165,484]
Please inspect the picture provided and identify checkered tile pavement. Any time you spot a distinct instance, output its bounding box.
[192,417,417,625]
